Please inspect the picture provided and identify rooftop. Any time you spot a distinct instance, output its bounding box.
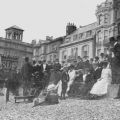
[5,25,24,31]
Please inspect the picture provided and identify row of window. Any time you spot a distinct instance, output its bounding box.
[5,42,18,48]
[98,14,109,25]
[49,54,57,61]
[7,32,22,40]
[97,28,115,44]
[46,44,58,53]
[62,45,89,60]
[35,44,58,56]
[64,30,93,43]
[4,50,18,56]
[97,48,108,56]
[4,42,30,52]
[73,30,93,41]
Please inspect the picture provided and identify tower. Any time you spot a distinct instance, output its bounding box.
[95,0,114,55]
[113,0,120,35]
[5,25,24,41]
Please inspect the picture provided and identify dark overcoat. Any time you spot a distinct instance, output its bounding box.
[49,63,61,85]
[111,57,120,84]
[110,42,120,84]
[21,62,32,82]
[93,67,102,83]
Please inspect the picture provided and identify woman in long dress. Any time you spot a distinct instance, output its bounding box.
[89,61,112,98]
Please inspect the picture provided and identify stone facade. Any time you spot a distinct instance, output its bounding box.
[0,25,33,70]
[33,40,48,61]
[95,0,118,56]
[113,0,120,35]
[33,0,120,63]
[46,37,64,62]
[33,36,64,62]
[59,23,97,63]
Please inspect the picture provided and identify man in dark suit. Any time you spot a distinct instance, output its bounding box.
[47,61,53,82]
[21,57,32,96]
[110,36,120,99]
[13,69,22,96]
[53,59,61,72]
[49,59,61,85]
[92,62,102,84]
[83,56,90,69]
[41,60,50,88]
[61,67,69,99]
[74,57,84,83]
[37,60,44,82]
[76,56,84,70]
[41,60,49,73]
[110,36,120,60]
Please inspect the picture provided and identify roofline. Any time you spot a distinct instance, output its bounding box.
[81,22,97,27]
[5,26,24,31]
[65,22,97,38]
[0,37,32,47]
[5,28,24,31]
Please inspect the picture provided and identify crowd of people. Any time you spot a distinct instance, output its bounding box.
[1,36,120,104]
[46,53,112,101]
[43,35,120,103]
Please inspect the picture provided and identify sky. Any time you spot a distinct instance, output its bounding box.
[0,0,105,43]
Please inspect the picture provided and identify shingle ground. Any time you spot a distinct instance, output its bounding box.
[0,96,120,120]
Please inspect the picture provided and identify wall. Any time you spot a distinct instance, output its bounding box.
[59,40,93,63]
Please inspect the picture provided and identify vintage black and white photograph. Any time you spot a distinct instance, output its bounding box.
[0,0,120,119]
